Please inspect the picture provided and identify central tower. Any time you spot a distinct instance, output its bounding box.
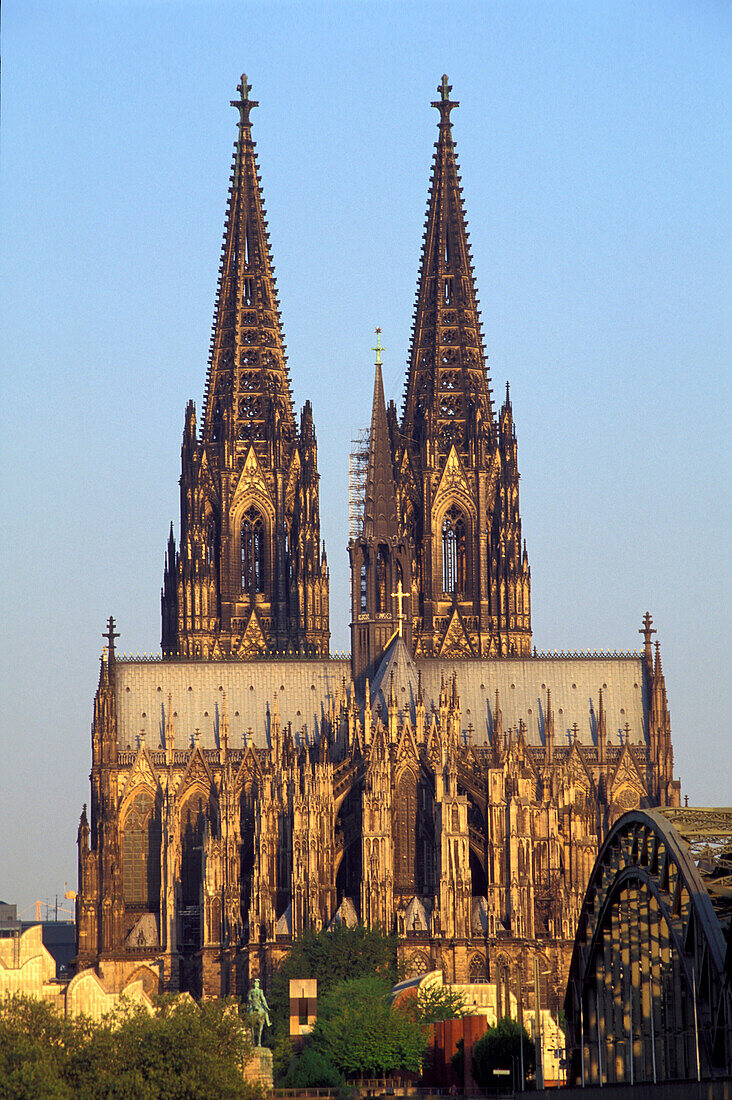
[162,76,329,659]
[395,76,531,658]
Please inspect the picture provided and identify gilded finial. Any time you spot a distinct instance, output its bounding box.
[372,327,384,367]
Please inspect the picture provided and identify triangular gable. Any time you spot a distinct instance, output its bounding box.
[198,450,217,498]
[439,607,475,658]
[484,450,500,514]
[236,743,262,793]
[285,450,301,515]
[427,719,442,772]
[398,450,418,499]
[566,741,595,794]
[433,445,473,513]
[119,745,159,807]
[233,446,274,516]
[236,609,268,659]
[178,745,214,797]
[396,718,419,766]
[609,743,646,798]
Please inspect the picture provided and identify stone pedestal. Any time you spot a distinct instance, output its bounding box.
[244,1045,273,1090]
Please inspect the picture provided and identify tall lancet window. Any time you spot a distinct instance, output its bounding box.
[205,515,217,570]
[442,505,467,596]
[122,789,161,909]
[376,546,388,613]
[360,557,368,613]
[241,507,265,593]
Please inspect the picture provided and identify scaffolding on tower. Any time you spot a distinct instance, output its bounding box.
[349,428,370,539]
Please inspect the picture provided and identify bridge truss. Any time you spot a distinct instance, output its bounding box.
[564,808,732,1085]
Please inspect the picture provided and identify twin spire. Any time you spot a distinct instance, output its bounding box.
[203,73,295,447]
[402,74,495,451]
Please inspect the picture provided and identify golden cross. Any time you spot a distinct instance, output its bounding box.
[372,327,384,366]
[391,579,409,636]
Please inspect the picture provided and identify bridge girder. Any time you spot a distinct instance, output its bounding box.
[564,808,732,1085]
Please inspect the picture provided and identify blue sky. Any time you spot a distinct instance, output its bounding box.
[1,1,729,915]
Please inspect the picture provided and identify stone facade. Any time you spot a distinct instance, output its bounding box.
[75,75,680,1020]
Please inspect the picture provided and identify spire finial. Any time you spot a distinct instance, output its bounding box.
[432,74,459,125]
[231,73,258,129]
[372,327,384,367]
[103,616,119,661]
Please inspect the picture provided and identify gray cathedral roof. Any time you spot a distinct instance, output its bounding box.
[114,649,647,752]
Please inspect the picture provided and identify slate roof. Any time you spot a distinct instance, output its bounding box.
[114,658,350,751]
[114,650,647,753]
[371,638,647,749]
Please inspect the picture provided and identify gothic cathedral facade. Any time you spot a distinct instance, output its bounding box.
[76,77,679,1009]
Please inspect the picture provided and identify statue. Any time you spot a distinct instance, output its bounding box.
[247,977,271,1046]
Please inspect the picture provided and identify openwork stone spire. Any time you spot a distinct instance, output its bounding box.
[402,75,494,454]
[394,79,529,659]
[162,77,329,660]
[202,74,295,447]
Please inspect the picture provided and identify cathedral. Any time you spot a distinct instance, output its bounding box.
[75,76,680,1009]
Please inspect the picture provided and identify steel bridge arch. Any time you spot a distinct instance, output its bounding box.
[564,808,731,1085]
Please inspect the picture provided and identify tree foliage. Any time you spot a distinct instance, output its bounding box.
[309,976,427,1078]
[281,1044,342,1089]
[0,993,261,1100]
[471,1016,535,1089]
[404,983,468,1025]
[265,924,401,1081]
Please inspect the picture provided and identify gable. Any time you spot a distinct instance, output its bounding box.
[439,608,475,658]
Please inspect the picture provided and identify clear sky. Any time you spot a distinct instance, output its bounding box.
[1,1,729,916]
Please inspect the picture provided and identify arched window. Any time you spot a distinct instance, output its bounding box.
[469,953,485,982]
[360,557,368,613]
[122,790,161,909]
[394,769,421,893]
[376,546,388,613]
[442,505,467,596]
[205,515,217,569]
[180,795,208,909]
[241,507,265,593]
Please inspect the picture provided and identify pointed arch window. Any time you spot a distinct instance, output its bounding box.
[180,795,208,909]
[241,507,265,593]
[205,515,218,570]
[376,546,388,614]
[122,790,161,909]
[442,505,467,596]
[360,555,368,614]
[394,769,419,893]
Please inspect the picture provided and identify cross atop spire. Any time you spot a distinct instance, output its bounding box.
[372,327,384,367]
[103,616,119,660]
[202,74,294,445]
[362,347,399,540]
[432,74,459,126]
[402,75,494,451]
[231,73,258,130]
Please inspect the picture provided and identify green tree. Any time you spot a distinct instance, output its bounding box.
[0,994,74,1100]
[0,992,262,1100]
[309,976,427,1078]
[404,983,468,1025]
[265,924,400,1081]
[471,1016,535,1089]
[282,1044,342,1088]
